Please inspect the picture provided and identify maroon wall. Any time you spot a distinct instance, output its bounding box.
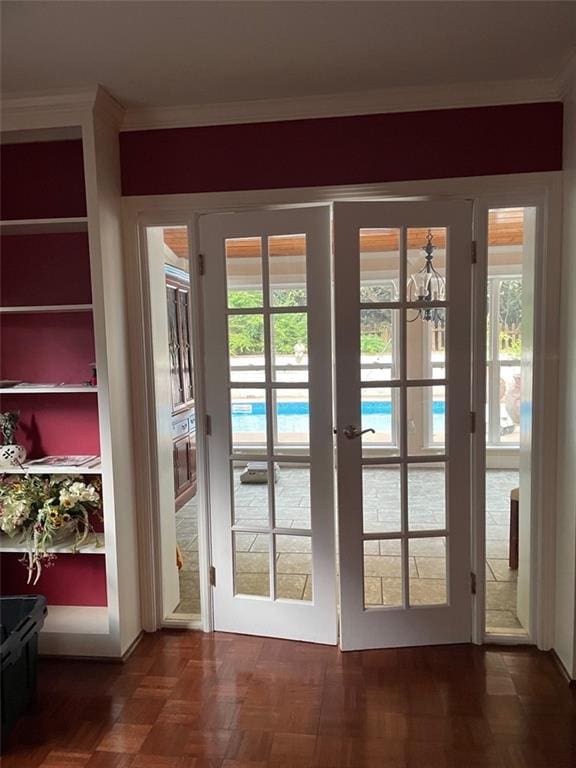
[1,554,107,606]
[120,102,563,197]
[0,140,86,220]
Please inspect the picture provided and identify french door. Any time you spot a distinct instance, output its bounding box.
[201,200,473,649]
[333,201,473,649]
[201,207,337,644]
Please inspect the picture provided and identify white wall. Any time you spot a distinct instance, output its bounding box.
[555,59,576,680]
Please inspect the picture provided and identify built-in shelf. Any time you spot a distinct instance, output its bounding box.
[0,385,98,394]
[1,463,102,475]
[42,605,110,635]
[0,304,93,314]
[0,217,88,235]
[0,532,105,555]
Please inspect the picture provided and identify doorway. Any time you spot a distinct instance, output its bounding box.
[200,200,473,650]
[129,180,555,651]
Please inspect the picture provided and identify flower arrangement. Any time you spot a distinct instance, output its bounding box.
[0,474,102,584]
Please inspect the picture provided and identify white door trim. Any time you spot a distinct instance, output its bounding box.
[122,170,561,648]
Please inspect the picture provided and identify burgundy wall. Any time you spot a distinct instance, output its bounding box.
[1,554,107,606]
[0,140,87,220]
[120,102,563,197]
[0,393,100,460]
[0,233,92,307]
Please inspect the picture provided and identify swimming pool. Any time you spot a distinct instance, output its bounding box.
[231,400,446,435]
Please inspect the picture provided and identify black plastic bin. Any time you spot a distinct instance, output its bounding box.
[1,595,47,739]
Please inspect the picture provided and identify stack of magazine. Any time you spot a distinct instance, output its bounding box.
[24,455,101,469]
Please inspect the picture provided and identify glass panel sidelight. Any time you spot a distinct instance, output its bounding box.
[406,307,447,381]
[484,207,533,638]
[269,234,307,307]
[359,228,401,302]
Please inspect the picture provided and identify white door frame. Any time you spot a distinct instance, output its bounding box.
[122,171,562,647]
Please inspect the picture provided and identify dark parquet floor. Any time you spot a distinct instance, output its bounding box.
[2,631,576,767]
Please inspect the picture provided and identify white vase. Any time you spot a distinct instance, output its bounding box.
[0,444,27,468]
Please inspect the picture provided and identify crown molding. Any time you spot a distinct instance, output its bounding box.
[556,48,576,99]
[121,75,563,132]
[0,85,124,134]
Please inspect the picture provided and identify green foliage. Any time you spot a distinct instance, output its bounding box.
[360,335,391,354]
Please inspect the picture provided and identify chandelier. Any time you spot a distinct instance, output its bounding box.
[407,229,446,322]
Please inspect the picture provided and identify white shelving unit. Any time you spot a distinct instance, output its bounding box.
[42,606,109,636]
[1,88,141,659]
[0,304,93,314]
[0,463,102,475]
[0,532,105,554]
[0,386,98,394]
[0,217,88,235]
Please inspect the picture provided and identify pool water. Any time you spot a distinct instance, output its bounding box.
[231,400,446,435]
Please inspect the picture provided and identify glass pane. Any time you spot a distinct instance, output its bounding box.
[272,388,309,451]
[226,237,263,308]
[363,539,403,608]
[409,537,447,606]
[274,465,311,530]
[269,234,307,307]
[360,309,399,382]
[228,314,265,382]
[362,465,401,534]
[234,531,270,597]
[359,228,400,303]
[406,385,445,455]
[406,227,447,302]
[408,464,446,531]
[499,364,521,444]
[232,460,270,528]
[271,313,308,382]
[231,388,267,452]
[275,535,312,601]
[406,308,446,380]
[361,387,400,457]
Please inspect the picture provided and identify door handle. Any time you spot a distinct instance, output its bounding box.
[341,424,376,440]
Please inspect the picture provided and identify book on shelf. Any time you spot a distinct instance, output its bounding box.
[24,455,101,469]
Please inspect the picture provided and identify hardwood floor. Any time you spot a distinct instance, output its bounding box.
[2,632,575,767]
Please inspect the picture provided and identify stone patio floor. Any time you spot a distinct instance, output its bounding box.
[175,468,522,634]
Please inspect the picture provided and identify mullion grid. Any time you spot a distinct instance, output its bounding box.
[360,225,448,611]
[227,232,311,601]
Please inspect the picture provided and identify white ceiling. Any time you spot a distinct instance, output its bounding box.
[2,1,575,110]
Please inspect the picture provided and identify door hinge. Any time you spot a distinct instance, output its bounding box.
[209,565,216,587]
[205,414,212,435]
[470,572,477,595]
[198,253,205,276]
[471,240,477,264]
[469,411,476,434]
